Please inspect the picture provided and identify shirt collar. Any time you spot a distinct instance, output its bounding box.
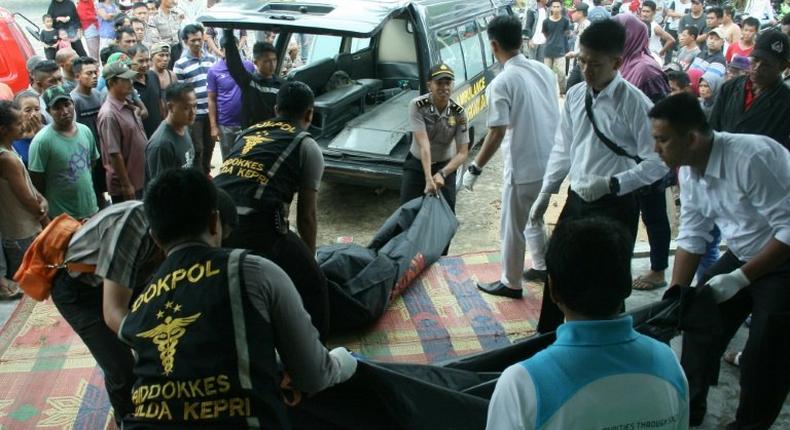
[106,95,128,111]
[588,72,623,100]
[701,132,725,179]
[503,54,528,70]
[554,315,638,347]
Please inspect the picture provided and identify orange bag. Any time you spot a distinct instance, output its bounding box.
[13,214,94,301]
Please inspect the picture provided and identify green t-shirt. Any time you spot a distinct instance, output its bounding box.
[29,123,100,219]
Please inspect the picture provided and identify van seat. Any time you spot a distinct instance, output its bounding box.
[377,62,419,89]
[312,79,382,136]
[287,57,337,95]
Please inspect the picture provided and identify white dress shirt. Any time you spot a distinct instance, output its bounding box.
[541,73,669,195]
[676,132,790,262]
[486,54,559,185]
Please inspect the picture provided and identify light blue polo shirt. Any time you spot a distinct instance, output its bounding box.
[486,316,688,429]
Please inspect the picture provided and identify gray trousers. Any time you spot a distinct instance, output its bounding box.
[219,125,242,160]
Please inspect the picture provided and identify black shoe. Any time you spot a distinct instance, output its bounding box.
[523,268,548,283]
[477,281,523,299]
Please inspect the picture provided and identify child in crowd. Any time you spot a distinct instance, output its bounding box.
[39,14,59,61]
[56,29,73,51]
[0,100,48,300]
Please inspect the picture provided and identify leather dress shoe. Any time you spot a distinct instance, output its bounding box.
[477,281,523,299]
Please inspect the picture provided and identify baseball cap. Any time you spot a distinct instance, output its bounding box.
[150,42,170,55]
[571,2,589,14]
[102,62,138,80]
[429,63,455,80]
[728,55,750,71]
[42,85,72,108]
[751,30,790,64]
[26,55,45,73]
[106,52,131,66]
[707,27,726,39]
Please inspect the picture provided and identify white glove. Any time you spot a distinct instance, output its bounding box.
[329,347,358,382]
[529,193,551,224]
[462,166,481,191]
[706,268,750,304]
[575,175,611,202]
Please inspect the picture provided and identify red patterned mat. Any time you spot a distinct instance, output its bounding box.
[0,251,542,429]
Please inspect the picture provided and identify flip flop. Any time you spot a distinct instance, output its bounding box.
[632,276,668,291]
[723,351,741,367]
[0,280,22,300]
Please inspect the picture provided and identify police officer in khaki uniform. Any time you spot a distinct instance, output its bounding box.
[400,63,470,212]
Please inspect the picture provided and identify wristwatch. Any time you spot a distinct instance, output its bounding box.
[467,163,482,175]
[609,177,620,195]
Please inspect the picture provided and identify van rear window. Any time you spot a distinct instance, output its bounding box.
[436,28,466,81]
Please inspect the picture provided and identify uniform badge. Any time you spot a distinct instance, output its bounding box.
[448,116,456,126]
[137,301,201,375]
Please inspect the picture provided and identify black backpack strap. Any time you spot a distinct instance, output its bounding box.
[584,91,643,164]
[253,131,311,201]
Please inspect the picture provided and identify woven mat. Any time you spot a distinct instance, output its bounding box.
[0,251,542,429]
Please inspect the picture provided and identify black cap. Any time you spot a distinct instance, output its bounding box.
[429,63,455,80]
[571,2,589,14]
[751,30,790,64]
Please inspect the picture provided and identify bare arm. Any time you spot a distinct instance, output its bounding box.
[441,141,469,177]
[296,188,318,255]
[670,247,703,287]
[207,91,219,140]
[103,278,132,333]
[473,126,506,168]
[656,25,676,54]
[0,156,46,218]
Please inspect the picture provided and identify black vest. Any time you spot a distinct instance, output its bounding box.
[213,119,309,214]
[120,246,287,429]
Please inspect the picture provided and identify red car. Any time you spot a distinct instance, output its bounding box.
[0,7,35,94]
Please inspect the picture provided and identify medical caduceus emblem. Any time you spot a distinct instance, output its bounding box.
[136,313,202,375]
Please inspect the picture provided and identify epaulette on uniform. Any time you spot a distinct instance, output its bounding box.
[415,95,431,108]
[449,99,465,115]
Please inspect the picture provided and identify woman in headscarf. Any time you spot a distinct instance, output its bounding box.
[612,13,670,102]
[698,63,725,119]
[613,13,673,293]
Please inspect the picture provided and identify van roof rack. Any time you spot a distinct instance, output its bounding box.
[259,3,335,17]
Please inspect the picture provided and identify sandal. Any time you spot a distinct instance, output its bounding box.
[0,280,23,300]
[723,351,741,367]
[632,276,668,291]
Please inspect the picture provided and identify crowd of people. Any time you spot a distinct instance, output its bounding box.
[0,0,788,428]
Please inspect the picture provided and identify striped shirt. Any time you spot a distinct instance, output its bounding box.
[173,51,217,117]
[64,201,158,291]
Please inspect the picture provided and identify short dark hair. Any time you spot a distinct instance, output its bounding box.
[42,14,52,21]
[33,60,59,78]
[682,25,700,38]
[642,0,657,12]
[130,17,144,26]
[666,70,690,87]
[252,41,277,61]
[114,16,130,30]
[706,6,723,19]
[648,92,711,135]
[742,17,760,31]
[72,56,98,74]
[276,81,314,118]
[164,82,194,103]
[580,19,626,56]
[546,218,633,318]
[116,26,136,40]
[133,1,147,9]
[181,23,204,41]
[100,44,123,64]
[0,100,18,129]
[486,15,523,52]
[723,6,734,17]
[145,168,218,245]
[128,43,149,58]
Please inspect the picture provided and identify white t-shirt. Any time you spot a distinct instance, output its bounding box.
[532,7,548,45]
[486,55,558,184]
[649,21,664,55]
[667,0,692,31]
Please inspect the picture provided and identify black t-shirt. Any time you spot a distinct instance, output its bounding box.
[133,71,163,138]
[40,28,58,48]
[542,17,571,59]
[47,0,82,37]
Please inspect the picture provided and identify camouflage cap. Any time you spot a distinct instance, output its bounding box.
[41,85,72,108]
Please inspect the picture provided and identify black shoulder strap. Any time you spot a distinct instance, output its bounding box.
[253,131,311,201]
[584,91,643,164]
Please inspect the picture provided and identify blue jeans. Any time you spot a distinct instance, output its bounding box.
[1,235,35,278]
[696,225,721,284]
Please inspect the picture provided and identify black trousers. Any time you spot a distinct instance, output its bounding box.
[225,217,330,340]
[683,251,790,429]
[190,117,215,175]
[638,185,671,272]
[400,153,457,212]
[50,271,135,425]
[536,189,639,333]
